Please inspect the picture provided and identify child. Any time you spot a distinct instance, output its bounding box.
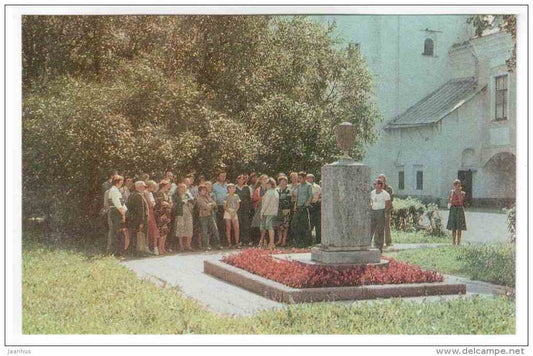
[446,179,467,245]
[224,183,241,248]
[259,178,279,250]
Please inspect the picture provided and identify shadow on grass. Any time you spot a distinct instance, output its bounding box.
[22,221,109,260]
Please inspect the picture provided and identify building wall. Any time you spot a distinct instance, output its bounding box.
[365,32,516,206]
[327,15,472,122]
[320,16,516,206]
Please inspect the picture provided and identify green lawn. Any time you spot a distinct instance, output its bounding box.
[385,243,515,287]
[390,229,450,244]
[23,238,515,335]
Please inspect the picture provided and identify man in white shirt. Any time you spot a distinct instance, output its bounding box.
[107,175,128,254]
[370,179,391,252]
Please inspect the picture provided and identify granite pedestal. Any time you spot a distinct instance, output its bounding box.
[311,159,381,265]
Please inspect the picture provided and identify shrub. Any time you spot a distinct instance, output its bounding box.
[22,16,382,234]
[222,249,443,288]
[457,243,515,287]
[392,197,445,235]
[503,204,516,242]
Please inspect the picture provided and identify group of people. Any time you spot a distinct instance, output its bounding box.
[102,167,467,258]
[101,170,322,258]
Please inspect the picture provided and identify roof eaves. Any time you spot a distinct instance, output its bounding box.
[384,83,486,130]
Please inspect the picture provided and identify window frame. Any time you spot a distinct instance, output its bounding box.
[416,170,424,191]
[398,171,405,190]
[494,74,508,121]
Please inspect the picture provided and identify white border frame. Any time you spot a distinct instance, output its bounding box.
[4,3,529,353]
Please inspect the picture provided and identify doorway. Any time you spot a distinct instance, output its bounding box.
[458,170,473,207]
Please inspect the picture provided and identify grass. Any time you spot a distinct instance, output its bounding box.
[22,237,515,335]
[385,243,515,287]
[390,229,449,244]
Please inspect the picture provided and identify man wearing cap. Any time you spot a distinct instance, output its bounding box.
[378,174,394,247]
[126,181,149,255]
[306,173,322,244]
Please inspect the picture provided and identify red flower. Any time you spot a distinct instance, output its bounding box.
[221,249,443,288]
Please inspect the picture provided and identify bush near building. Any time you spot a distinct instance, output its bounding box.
[392,197,446,236]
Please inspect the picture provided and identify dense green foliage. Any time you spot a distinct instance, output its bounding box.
[458,243,515,286]
[387,243,516,287]
[22,15,381,231]
[23,239,515,334]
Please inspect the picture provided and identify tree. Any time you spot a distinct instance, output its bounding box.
[467,15,517,72]
[22,15,381,232]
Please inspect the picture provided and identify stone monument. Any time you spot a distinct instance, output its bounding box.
[310,122,382,265]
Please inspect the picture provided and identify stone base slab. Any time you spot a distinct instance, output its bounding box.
[204,259,467,304]
[274,252,389,268]
[310,246,382,265]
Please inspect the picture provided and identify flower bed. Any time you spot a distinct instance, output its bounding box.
[221,249,443,289]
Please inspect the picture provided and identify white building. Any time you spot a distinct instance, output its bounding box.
[326,15,516,207]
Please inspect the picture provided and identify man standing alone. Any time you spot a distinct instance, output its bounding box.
[378,174,394,247]
[370,179,391,252]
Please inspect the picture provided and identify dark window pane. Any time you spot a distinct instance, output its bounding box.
[495,75,508,121]
[416,171,423,190]
[398,171,405,190]
[423,38,434,56]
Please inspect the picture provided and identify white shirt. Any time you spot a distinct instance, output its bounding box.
[109,186,127,211]
[169,183,178,196]
[311,183,321,203]
[261,189,280,216]
[370,190,390,210]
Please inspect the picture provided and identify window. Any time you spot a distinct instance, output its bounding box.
[423,38,434,56]
[348,42,360,58]
[416,170,423,190]
[398,171,405,190]
[495,75,508,121]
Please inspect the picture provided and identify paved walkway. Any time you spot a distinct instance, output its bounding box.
[122,248,510,316]
[438,209,508,243]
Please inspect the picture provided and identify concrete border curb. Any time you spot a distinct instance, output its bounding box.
[204,259,467,304]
